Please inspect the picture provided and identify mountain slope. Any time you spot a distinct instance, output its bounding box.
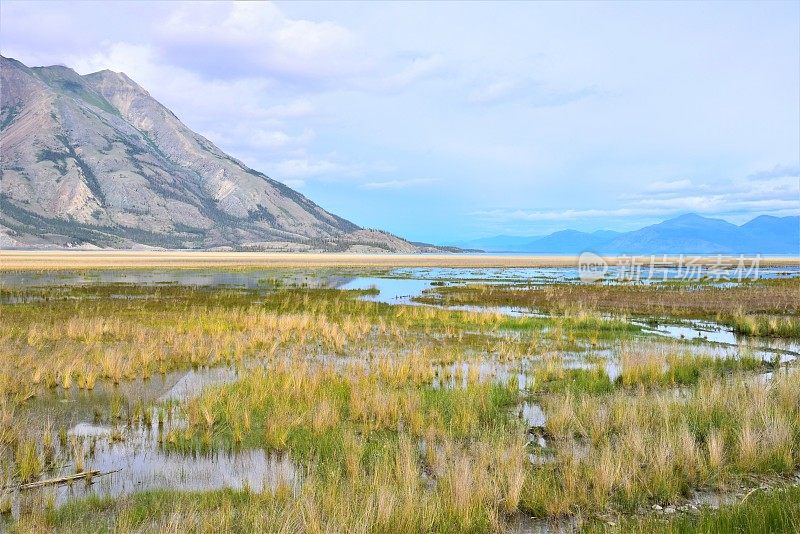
[453,234,543,251]
[604,214,745,254]
[524,229,622,253]
[0,56,429,252]
[739,215,800,252]
[459,214,799,254]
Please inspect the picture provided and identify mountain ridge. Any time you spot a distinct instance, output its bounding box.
[0,56,439,252]
[457,214,800,254]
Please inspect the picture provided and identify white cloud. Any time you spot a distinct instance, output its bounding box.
[204,127,315,152]
[475,167,800,224]
[467,78,520,104]
[376,54,446,91]
[2,1,797,241]
[67,40,325,177]
[259,100,315,119]
[69,42,278,123]
[272,159,344,178]
[156,1,365,82]
[362,178,437,190]
[269,157,396,180]
[645,179,693,192]
[473,207,653,222]
[70,42,155,80]
[464,71,600,108]
[748,164,800,180]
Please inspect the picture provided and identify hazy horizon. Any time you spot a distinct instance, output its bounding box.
[450,211,798,243]
[1,1,798,243]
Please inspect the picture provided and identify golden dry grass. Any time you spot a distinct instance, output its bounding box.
[3,275,798,532]
[1,250,797,270]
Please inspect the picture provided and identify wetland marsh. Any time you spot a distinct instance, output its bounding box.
[0,259,798,532]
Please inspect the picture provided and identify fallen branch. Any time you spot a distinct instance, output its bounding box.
[15,468,121,491]
[19,470,101,490]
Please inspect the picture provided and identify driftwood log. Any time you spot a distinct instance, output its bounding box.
[6,469,121,491]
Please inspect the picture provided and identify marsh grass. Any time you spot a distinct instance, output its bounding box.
[533,366,616,395]
[0,283,647,405]
[417,278,800,338]
[728,310,800,338]
[617,346,767,388]
[14,441,41,482]
[168,361,519,462]
[528,373,799,516]
[525,343,763,395]
[2,276,798,532]
[143,351,530,532]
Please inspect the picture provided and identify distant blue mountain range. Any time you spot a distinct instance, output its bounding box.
[457,214,800,254]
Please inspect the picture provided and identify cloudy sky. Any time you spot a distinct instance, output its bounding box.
[1,1,798,243]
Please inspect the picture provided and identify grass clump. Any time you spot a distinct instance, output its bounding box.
[728,311,800,338]
[533,366,616,395]
[115,360,526,532]
[524,373,800,516]
[168,360,519,463]
[617,346,767,388]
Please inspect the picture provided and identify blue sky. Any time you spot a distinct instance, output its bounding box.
[1,1,798,243]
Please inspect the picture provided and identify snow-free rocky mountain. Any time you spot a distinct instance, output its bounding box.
[0,56,440,252]
[457,214,800,254]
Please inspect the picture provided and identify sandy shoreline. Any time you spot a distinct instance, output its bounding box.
[0,250,797,270]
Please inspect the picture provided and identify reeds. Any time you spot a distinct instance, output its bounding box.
[418,278,800,338]
[617,343,765,388]
[14,440,41,482]
[729,310,800,338]
[2,276,798,532]
[530,373,800,515]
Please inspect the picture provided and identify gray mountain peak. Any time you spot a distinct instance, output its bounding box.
[0,55,430,252]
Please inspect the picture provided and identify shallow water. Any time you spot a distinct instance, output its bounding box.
[57,422,298,503]
[687,470,800,510]
[334,271,799,363]
[0,268,349,289]
[3,264,797,290]
[393,265,800,284]
[339,277,434,304]
[9,421,298,517]
[13,366,242,440]
[519,402,546,428]
[3,265,799,517]
[159,367,241,401]
[8,364,299,517]
[635,319,799,363]
[645,320,738,344]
